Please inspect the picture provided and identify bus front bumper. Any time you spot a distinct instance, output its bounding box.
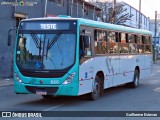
[14,81,78,96]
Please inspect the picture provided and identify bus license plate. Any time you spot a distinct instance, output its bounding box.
[36,90,47,95]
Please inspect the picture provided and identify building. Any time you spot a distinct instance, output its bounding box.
[0,0,101,78]
[149,19,160,54]
[88,1,150,30]
[120,2,150,30]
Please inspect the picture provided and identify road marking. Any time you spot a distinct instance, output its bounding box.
[43,104,64,111]
[154,87,160,92]
[151,74,155,76]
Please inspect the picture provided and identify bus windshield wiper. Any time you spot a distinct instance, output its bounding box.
[46,33,61,59]
[31,34,42,55]
[46,33,61,50]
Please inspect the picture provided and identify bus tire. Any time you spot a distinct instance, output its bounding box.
[100,76,104,96]
[129,69,139,88]
[89,76,101,100]
[42,95,53,99]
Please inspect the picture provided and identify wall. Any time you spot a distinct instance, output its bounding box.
[0,0,100,78]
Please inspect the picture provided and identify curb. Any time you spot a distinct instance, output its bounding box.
[0,78,13,87]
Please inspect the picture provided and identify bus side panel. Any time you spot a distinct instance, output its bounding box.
[119,54,152,85]
[119,55,136,85]
[78,58,94,95]
[93,56,114,89]
[139,54,152,79]
[78,56,114,95]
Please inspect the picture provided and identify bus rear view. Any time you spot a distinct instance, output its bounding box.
[14,18,79,98]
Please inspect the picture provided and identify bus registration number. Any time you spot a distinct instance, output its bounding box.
[36,90,47,95]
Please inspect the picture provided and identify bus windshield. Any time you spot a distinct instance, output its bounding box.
[16,32,76,70]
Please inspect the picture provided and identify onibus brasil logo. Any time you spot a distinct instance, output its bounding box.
[1,0,39,6]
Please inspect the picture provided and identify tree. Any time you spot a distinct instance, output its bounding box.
[89,0,133,25]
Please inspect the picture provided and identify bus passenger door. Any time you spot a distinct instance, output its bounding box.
[78,27,94,95]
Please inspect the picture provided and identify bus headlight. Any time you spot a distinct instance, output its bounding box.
[15,73,22,83]
[62,72,76,85]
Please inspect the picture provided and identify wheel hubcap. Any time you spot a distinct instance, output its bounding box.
[135,75,139,86]
[93,79,100,96]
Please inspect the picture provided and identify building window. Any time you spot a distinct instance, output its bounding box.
[49,0,64,6]
[84,6,88,15]
[16,17,23,29]
[144,17,146,25]
[14,13,26,29]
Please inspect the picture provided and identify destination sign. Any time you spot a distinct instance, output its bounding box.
[19,21,76,30]
[40,24,57,30]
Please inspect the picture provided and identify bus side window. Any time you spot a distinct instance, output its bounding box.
[129,34,136,53]
[95,30,107,54]
[108,31,118,53]
[144,36,151,53]
[119,33,129,53]
[80,36,84,58]
[80,35,91,59]
[137,35,144,53]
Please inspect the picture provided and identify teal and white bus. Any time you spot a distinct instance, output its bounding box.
[13,16,152,100]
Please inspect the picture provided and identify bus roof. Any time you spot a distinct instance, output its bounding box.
[77,18,151,35]
[21,17,151,35]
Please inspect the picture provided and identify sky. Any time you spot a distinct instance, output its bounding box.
[117,0,160,19]
[86,0,160,19]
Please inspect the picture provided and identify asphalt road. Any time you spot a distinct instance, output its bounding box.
[0,62,160,120]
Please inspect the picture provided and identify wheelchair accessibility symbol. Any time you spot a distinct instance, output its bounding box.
[35,62,42,69]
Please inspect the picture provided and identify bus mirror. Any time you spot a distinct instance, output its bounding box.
[8,34,12,46]
[83,36,90,48]
[8,28,17,46]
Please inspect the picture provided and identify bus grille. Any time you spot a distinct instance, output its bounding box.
[25,86,58,94]
[21,71,66,78]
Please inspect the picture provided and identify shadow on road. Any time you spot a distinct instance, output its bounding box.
[18,84,141,106]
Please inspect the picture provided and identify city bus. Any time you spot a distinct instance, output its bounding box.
[13,16,152,100]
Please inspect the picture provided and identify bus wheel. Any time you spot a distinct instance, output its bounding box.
[129,70,139,88]
[42,95,53,99]
[89,76,101,100]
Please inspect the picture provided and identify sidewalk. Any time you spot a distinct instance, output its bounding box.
[153,60,160,70]
[0,78,13,87]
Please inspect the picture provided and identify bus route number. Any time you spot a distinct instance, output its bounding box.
[51,80,59,84]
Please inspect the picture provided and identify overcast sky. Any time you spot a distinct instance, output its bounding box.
[117,0,160,19]
[87,0,160,19]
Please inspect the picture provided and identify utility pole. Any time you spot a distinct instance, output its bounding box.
[104,2,107,22]
[154,11,157,63]
[138,0,141,29]
[70,0,73,16]
[113,0,116,23]
[113,0,116,9]
[44,0,48,17]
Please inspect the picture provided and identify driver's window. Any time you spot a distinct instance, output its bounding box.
[80,35,91,58]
